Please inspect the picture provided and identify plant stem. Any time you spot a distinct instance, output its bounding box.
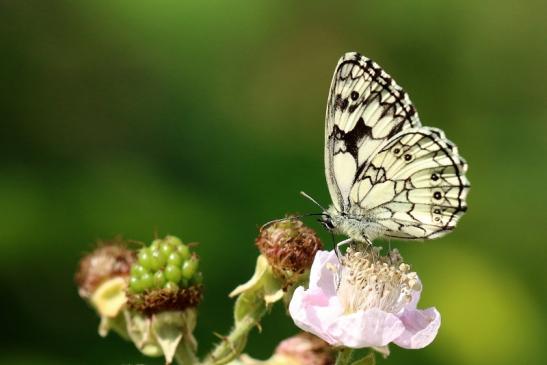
[335,348,353,365]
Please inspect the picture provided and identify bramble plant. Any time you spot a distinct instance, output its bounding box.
[76,220,440,365]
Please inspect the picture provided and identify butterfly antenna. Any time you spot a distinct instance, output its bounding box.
[300,191,327,211]
[259,217,297,230]
[260,213,326,231]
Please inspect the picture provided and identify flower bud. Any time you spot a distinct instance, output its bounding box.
[274,332,334,365]
[217,222,322,365]
[233,333,334,365]
[230,219,322,308]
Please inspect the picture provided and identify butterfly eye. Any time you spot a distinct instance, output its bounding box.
[319,216,335,231]
[391,146,403,157]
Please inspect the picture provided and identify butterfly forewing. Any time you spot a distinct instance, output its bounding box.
[325,52,421,211]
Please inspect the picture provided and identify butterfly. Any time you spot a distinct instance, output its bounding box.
[317,52,470,248]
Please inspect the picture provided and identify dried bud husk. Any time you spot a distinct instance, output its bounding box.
[75,240,135,298]
[256,218,322,282]
[231,219,322,308]
[75,240,136,337]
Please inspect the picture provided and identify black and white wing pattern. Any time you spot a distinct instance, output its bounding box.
[325,52,421,211]
[324,52,469,241]
[349,127,469,239]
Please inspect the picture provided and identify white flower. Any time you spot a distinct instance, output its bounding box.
[289,249,441,349]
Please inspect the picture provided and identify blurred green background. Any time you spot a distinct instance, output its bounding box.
[1,1,546,364]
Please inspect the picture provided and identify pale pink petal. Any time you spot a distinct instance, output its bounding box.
[289,250,440,351]
[289,286,344,345]
[327,308,405,348]
[394,307,441,349]
[405,276,422,311]
[308,250,338,296]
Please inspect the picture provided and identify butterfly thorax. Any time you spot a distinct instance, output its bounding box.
[324,205,384,243]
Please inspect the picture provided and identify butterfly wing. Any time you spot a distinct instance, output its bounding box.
[325,52,421,211]
[349,127,470,239]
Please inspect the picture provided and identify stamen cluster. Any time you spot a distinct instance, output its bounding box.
[336,247,420,314]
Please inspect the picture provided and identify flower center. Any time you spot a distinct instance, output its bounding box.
[335,247,421,314]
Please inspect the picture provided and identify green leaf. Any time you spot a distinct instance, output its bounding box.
[125,311,163,357]
[98,312,129,339]
[152,310,198,364]
[229,255,269,298]
[152,311,186,363]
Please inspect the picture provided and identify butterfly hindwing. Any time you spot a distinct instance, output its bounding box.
[325,52,422,211]
[349,127,470,239]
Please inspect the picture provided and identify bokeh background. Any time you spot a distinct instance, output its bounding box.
[1,1,546,364]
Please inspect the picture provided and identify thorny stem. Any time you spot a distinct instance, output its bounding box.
[335,348,354,365]
[201,296,267,365]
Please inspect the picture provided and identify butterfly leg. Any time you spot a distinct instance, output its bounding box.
[346,237,374,252]
[335,238,353,258]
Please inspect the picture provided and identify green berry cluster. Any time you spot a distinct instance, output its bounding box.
[129,236,202,293]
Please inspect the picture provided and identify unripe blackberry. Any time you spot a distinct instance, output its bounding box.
[127,235,202,315]
[129,236,201,293]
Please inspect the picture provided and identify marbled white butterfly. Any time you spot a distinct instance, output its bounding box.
[318,52,470,248]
